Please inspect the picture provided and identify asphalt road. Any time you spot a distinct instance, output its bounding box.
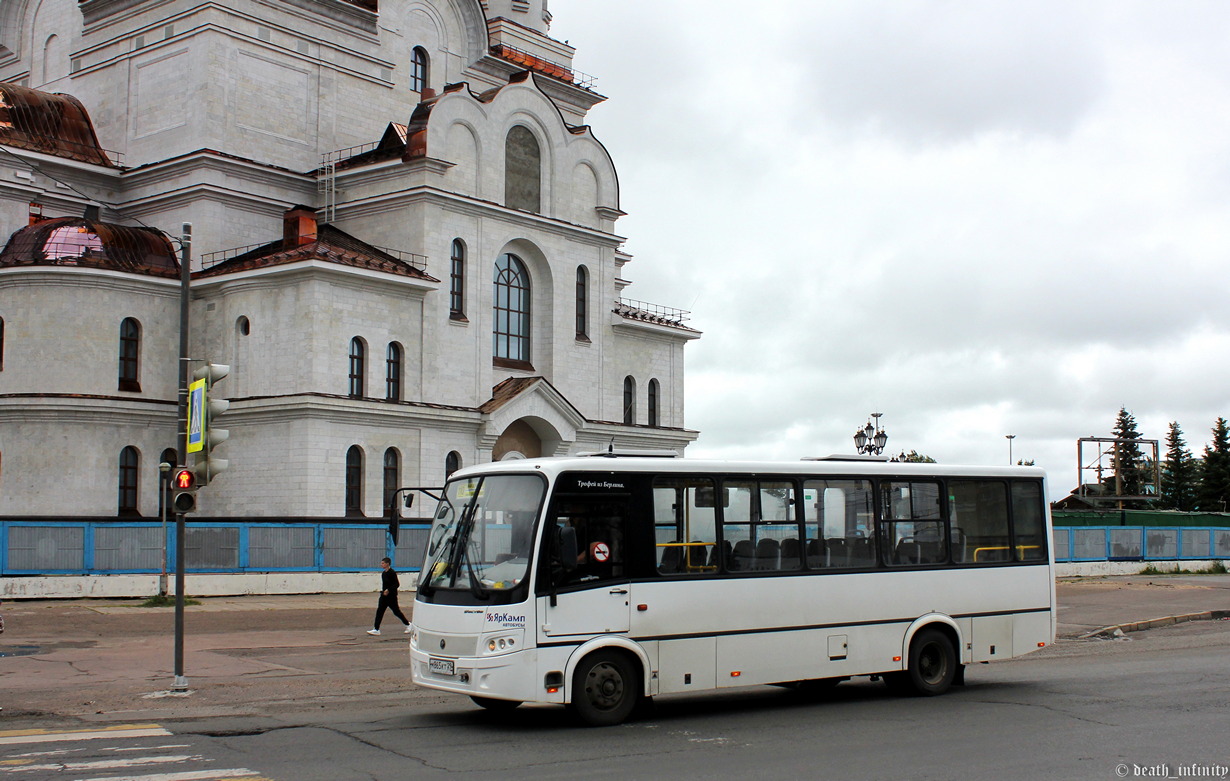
[4,620,1226,781]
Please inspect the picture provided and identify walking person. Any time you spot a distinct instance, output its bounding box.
[367,557,412,636]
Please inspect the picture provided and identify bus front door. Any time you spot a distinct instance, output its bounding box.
[540,492,631,637]
[540,580,631,637]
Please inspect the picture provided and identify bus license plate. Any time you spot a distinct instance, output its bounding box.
[429,657,455,676]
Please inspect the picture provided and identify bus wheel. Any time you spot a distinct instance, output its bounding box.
[894,628,957,696]
[570,650,639,727]
[470,696,521,712]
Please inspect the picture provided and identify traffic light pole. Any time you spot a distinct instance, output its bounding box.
[173,224,192,693]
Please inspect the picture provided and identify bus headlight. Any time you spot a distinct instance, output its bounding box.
[481,632,522,655]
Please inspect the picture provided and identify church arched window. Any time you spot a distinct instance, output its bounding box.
[493,253,531,365]
[505,126,541,213]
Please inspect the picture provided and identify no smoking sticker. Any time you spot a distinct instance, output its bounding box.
[590,542,610,562]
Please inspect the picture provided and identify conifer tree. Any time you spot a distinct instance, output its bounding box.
[1161,421,1198,511]
[1197,417,1230,512]
[1104,407,1146,501]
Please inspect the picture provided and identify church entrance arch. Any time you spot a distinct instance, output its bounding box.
[492,417,562,461]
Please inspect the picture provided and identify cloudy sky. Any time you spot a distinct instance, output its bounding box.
[551,1,1230,492]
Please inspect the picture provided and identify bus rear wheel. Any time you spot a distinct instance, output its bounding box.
[470,696,521,712]
[569,650,640,727]
[889,627,957,696]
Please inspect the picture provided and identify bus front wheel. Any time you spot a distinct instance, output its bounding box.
[569,650,640,727]
[890,627,957,696]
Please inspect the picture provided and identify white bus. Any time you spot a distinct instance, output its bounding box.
[409,455,1055,726]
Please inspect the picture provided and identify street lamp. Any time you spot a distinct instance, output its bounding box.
[1006,434,1016,465]
[854,412,888,455]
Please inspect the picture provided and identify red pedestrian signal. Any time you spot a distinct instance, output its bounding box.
[172,467,198,513]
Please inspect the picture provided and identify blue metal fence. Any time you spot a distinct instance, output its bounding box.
[0,521,431,576]
[1052,526,1230,563]
[3,522,1227,575]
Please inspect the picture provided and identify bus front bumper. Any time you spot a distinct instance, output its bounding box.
[410,646,550,704]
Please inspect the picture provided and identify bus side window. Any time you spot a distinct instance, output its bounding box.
[805,479,875,569]
[652,477,717,576]
[1011,481,1048,561]
[882,481,946,566]
[949,480,1010,563]
[551,496,629,583]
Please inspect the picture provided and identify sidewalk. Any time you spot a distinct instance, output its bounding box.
[1,576,1229,726]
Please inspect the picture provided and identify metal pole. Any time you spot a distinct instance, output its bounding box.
[1006,434,1015,465]
[174,223,192,693]
[159,462,170,597]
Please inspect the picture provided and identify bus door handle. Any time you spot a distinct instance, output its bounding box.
[609,587,629,595]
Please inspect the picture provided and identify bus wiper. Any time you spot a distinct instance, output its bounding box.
[464,536,489,599]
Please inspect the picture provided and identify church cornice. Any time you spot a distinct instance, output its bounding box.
[336,184,626,248]
[0,264,180,295]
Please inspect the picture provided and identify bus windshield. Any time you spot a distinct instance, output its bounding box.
[420,473,545,595]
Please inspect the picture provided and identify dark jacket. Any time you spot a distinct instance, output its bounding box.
[381,568,400,594]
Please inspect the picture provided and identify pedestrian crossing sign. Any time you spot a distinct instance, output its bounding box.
[187,377,206,453]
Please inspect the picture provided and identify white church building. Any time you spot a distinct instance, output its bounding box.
[0,0,700,531]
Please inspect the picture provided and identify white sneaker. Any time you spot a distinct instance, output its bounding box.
[366,629,381,636]
[404,623,413,634]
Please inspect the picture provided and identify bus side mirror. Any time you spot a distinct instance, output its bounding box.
[403,494,414,509]
[558,526,579,574]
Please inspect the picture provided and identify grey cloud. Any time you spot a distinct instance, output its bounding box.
[796,3,1107,144]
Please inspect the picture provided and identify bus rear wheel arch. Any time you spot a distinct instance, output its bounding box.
[568,648,643,727]
[888,626,959,696]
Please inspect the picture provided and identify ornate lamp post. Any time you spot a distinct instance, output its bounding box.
[854,412,888,455]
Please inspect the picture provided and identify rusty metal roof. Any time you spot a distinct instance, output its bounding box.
[0,217,178,277]
[195,223,439,282]
[0,82,113,167]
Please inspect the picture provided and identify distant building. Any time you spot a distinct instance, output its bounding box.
[0,0,699,524]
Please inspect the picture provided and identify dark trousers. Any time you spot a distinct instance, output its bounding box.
[374,592,409,630]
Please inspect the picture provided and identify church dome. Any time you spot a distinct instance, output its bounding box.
[0,217,178,278]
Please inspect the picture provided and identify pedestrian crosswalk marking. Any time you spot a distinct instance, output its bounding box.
[0,725,271,780]
[1,753,203,773]
[0,724,171,745]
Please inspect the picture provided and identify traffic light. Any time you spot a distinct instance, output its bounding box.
[188,363,230,485]
[171,467,198,513]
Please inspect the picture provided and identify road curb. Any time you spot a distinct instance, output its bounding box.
[1078,609,1230,639]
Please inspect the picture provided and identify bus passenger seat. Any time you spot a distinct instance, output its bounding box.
[806,538,826,568]
[755,538,780,570]
[827,538,848,567]
[780,538,801,569]
[658,542,682,574]
[731,539,754,571]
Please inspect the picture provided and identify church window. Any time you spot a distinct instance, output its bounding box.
[450,239,466,318]
[493,253,531,365]
[386,342,403,401]
[1,316,5,370]
[349,337,366,398]
[575,266,589,340]
[119,446,140,516]
[345,445,365,517]
[383,448,400,515]
[623,376,636,425]
[648,378,660,427]
[445,451,462,478]
[411,47,429,93]
[505,126,541,213]
[119,318,141,392]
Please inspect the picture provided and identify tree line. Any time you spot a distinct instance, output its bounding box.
[1107,407,1230,512]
